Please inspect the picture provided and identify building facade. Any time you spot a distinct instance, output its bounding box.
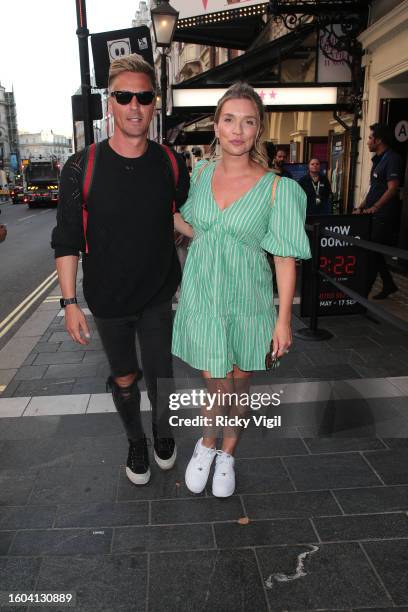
[160,2,368,214]
[0,83,20,182]
[357,0,408,247]
[19,130,72,166]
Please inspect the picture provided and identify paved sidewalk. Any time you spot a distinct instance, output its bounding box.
[0,277,407,610]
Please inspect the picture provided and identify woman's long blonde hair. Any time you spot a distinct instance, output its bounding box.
[207,82,270,169]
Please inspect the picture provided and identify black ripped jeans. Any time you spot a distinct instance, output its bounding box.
[94,300,174,441]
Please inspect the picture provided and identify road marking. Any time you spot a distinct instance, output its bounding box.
[18,214,36,222]
[0,270,59,338]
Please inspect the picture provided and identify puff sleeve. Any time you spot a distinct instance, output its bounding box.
[260,177,312,259]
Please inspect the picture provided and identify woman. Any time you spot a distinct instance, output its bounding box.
[173,82,311,497]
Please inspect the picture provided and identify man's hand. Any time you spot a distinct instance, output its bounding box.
[352,205,364,215]
[65,304,91,345]
[362,206,377,214]
[0,224,7,243]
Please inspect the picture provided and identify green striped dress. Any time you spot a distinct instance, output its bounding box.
[172,160,311,378]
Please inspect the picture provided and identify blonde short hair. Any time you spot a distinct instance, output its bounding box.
[108,53,157,92]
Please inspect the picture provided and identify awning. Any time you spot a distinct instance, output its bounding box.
[173,15,264,50]
[172,24,315,87]
[168,20,353,141]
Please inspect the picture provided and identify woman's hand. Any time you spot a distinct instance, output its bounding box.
[174,212,194,238]
[272,318,292,358]
[272,255,295,358]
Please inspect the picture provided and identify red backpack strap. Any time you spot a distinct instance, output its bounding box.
[81,143,98,254]
[160,144,179,214]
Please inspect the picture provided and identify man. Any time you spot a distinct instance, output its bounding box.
[0,209,6,243]
[299,158,332,216]
[51,54,190,485]
[354,123,402,300]
[270,146,293,178]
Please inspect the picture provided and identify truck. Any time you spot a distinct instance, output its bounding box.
[23,157,61,208]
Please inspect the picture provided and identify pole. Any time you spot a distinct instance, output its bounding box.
[160,51,167,145]
[75,0,94,146]
[156,111,161,144]
[295,223,333,341]
[310,222,322,333]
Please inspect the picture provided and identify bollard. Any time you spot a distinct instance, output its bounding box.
[295,222,333,341]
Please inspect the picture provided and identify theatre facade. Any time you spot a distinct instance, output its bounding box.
[357,0,408,248]
[166,0,368,213]
[165,0,407,233]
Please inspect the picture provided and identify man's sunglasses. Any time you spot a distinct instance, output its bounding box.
[110,90,155,106]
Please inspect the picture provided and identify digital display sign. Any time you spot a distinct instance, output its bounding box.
[300,215,371,317]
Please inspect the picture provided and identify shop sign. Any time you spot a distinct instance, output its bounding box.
[300,215,371,316]
[318,25,351,83]
[395,120,408,143]
[173,87,338,108]
[173,0,268,21]
[91,26,153,88]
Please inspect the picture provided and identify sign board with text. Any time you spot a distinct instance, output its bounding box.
[173,87,338,109]
[300,215,371,317]
[318,26,351,83]
[91,26,153,88]
[173,0,268,20]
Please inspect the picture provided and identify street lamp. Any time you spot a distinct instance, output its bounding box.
[151,0,179,144]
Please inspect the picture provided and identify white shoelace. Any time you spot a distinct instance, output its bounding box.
[215,450,234,475]
[195,444,215,470]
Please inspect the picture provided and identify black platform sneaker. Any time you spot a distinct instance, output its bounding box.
[126,436,151,485]
[153,433,177,470]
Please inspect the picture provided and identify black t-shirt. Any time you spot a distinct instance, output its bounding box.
[298,173,332,214]
[365,149,402,219]
[51,139,190,318]
[274,167,293,179]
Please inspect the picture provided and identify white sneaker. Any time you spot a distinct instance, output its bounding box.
[212,450,235,498]
[185,438,216,494]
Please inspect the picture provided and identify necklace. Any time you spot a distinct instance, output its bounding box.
[311,175,321,205]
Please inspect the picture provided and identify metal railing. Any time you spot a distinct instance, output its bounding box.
[296,222,408,340]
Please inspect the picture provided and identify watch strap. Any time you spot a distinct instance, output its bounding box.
[60,297,78,308]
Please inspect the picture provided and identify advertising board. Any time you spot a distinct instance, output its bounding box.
[301,215,371,317]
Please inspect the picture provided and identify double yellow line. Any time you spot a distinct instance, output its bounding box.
[0,270,59,339]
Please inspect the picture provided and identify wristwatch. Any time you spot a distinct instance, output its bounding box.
[60,297,78,308]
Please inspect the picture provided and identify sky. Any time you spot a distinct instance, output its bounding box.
[1,0,142,137]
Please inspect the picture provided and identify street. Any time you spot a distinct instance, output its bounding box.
[0,201,59,350]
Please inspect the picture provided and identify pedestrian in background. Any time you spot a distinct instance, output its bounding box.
[0,209,6,243]
[268,144,293,178]
[172,82,311,498]
[52,54,190,486]
[353,123,402,300]
[299,158,332,216]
